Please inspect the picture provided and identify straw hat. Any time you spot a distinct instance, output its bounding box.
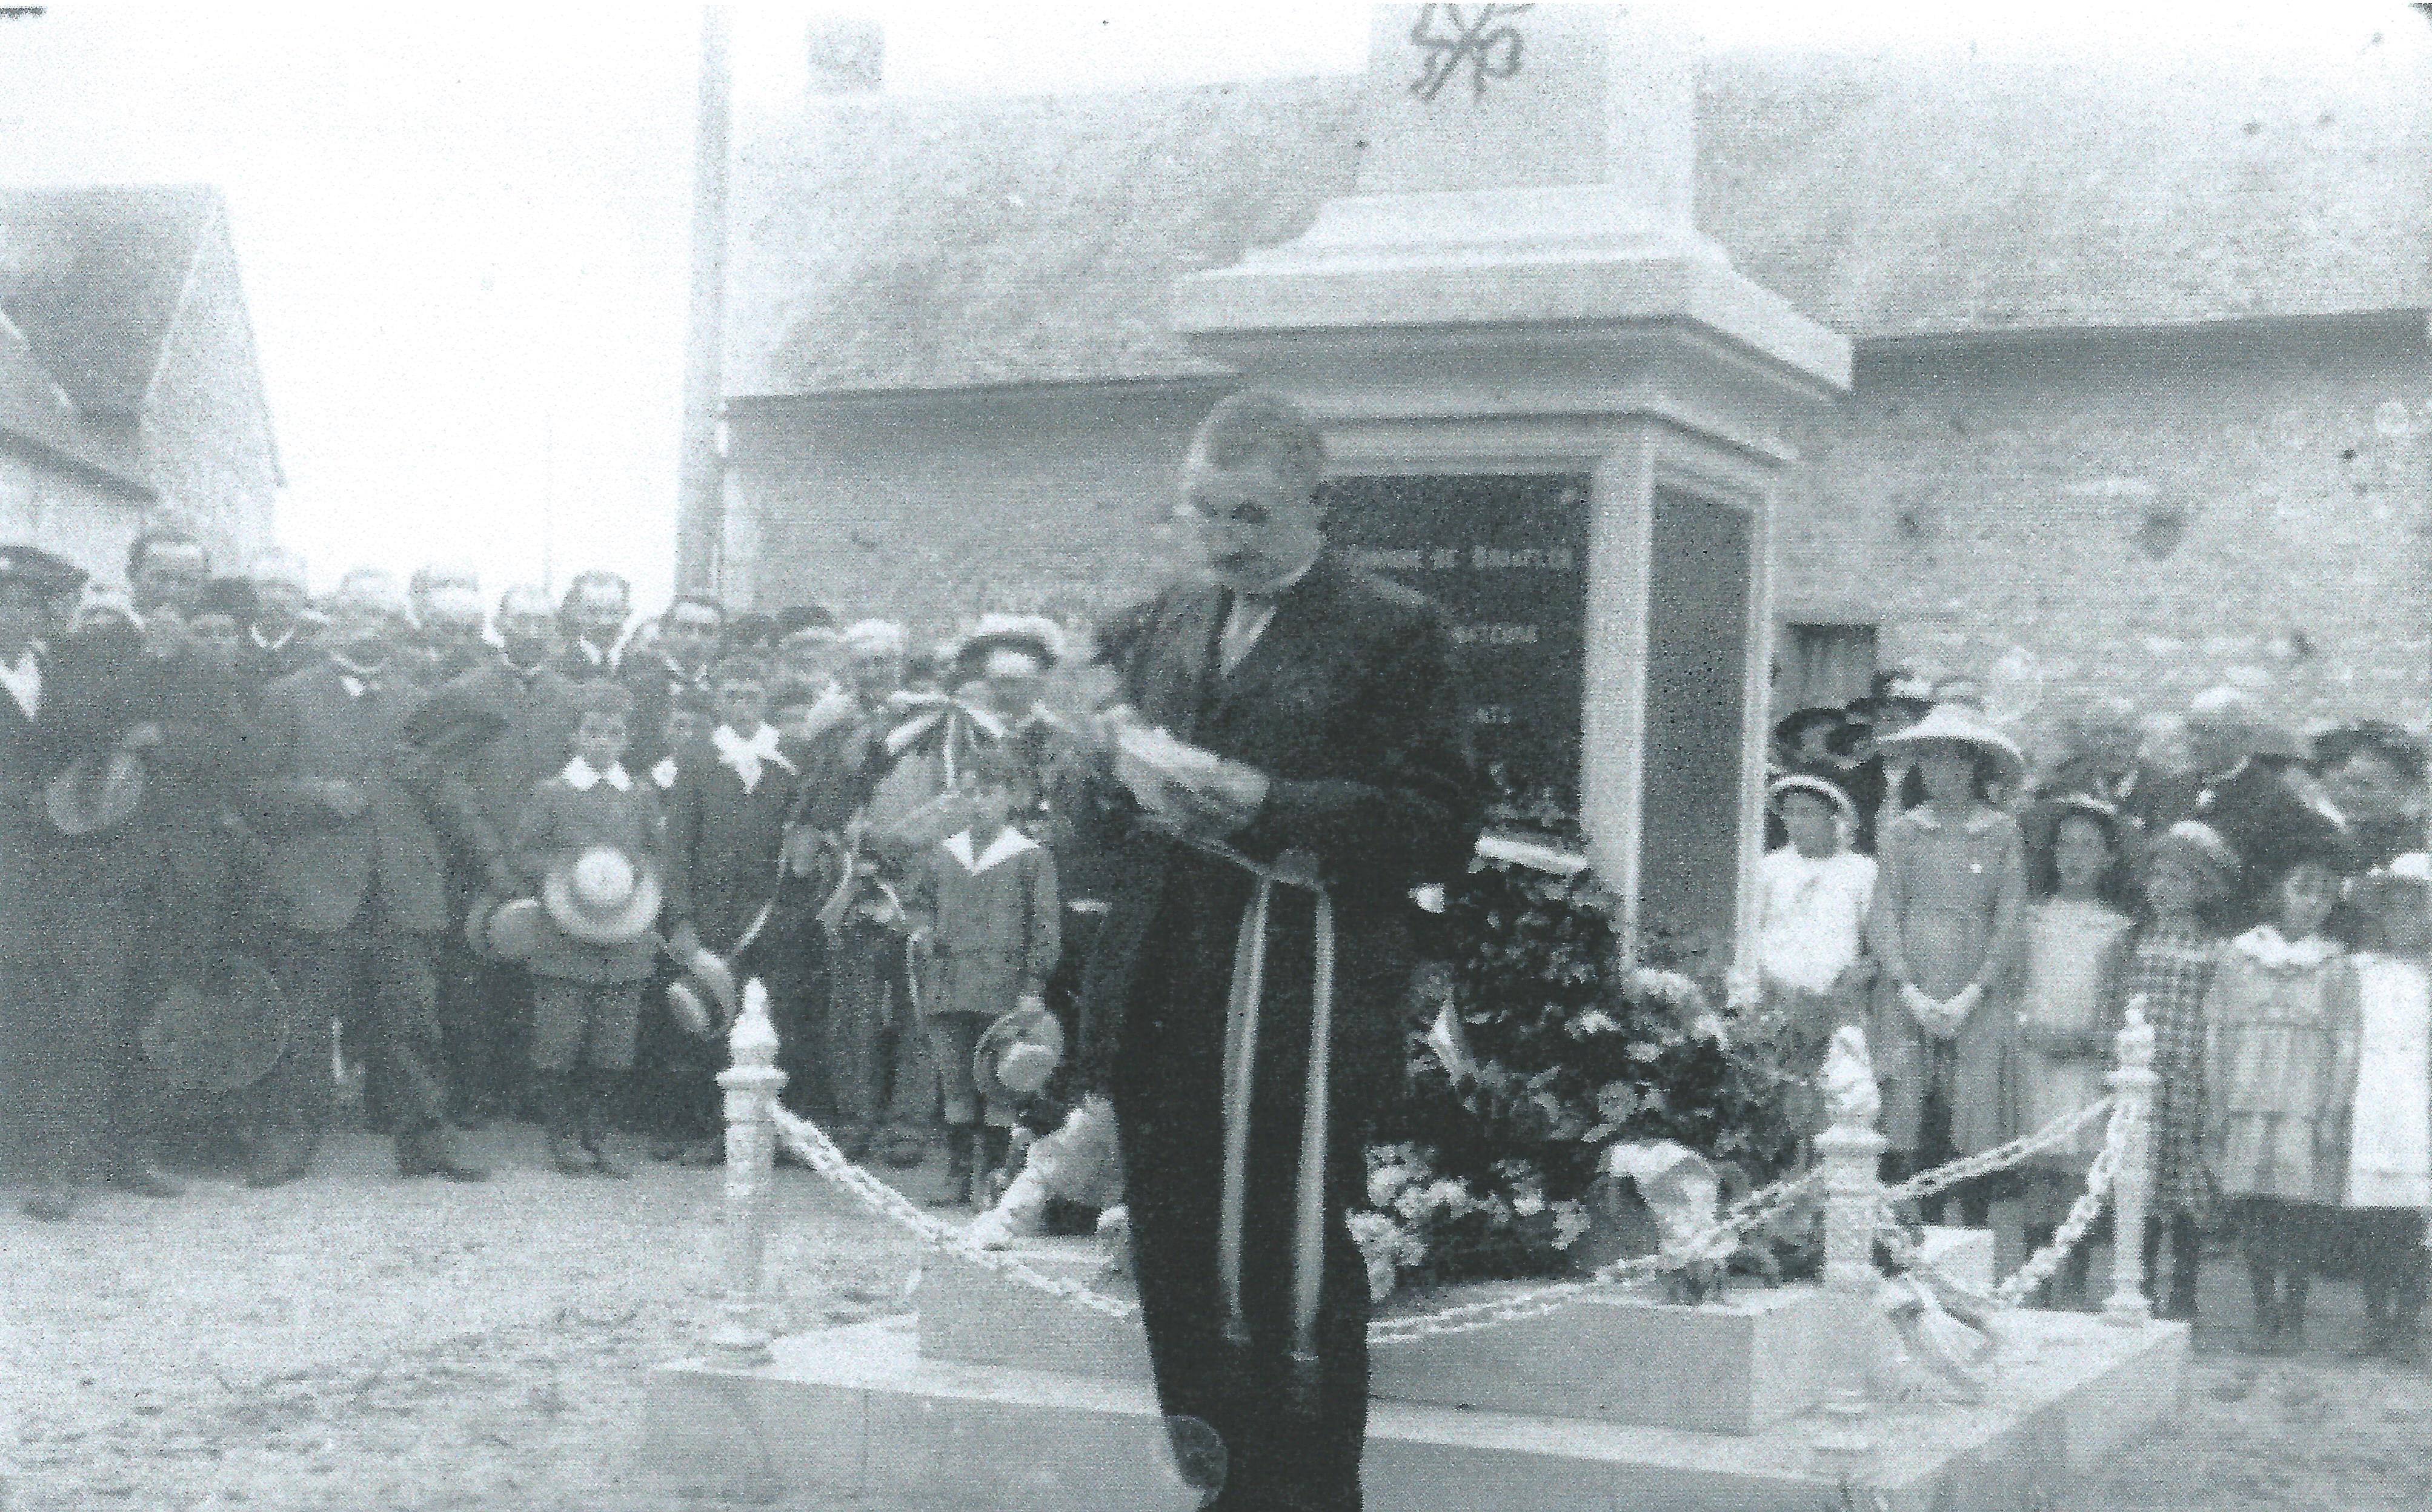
[665,946,739,1038]
[974,1004,1066,1105]
[1766,772,1856,825]
[1876,703,2026,794]
[467,894,546,963]
[540,846,663,946]
[44,748,145,837]
[139,952,287,1093]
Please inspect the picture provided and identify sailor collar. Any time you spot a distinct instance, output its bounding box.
[945,827,1036,876]
[2231,924,2342,972]
[562,756,633,792]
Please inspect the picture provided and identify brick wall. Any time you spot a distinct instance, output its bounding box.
[731,314,2430,742]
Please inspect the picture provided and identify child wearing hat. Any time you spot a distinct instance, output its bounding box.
[1865,704,2030,1228]
[1755,774,1878,1134]
[905,746,1062,1207]
[2336,858,2432,1361]
[510,679,666,1177]
[2204,835,2362,1353]
[2014,795,2136,1307]
[2103,819,2239,1319]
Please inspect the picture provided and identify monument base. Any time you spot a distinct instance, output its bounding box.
[640,1307,2185,1512]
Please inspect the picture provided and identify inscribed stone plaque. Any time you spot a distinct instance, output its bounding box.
[1321,472,1589,804]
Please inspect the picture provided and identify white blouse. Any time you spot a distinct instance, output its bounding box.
[2347,953,2431,1211]
[1756,846,1877,995]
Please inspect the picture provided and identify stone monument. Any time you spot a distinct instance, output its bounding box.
[638,16,2190,1510]
[1171,4,1849,963]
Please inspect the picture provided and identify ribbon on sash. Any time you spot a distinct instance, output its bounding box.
[1158,821,1335,1405]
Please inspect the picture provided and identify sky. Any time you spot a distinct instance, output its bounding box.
[1,0,2408,610]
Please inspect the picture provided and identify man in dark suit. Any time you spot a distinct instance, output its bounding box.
[245,569,497,1187]
[238,548,319,689]
[1074,393,1480,1512]
[623,592,724,775]
[1,543,179,1220]
[423,584,582,1124]
[554,569,632,681]
[2150,686,2347,929]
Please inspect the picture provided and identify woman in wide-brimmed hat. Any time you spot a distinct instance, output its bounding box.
[1865,703,2032,1232]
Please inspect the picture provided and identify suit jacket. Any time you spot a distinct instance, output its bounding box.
[1073,551,1480,1100]
[237,623,317,691]
[431,656,583,861]
[250,662,490,934]
[662,734,802,952]
[622,654,714,775]
[107,645,255,930]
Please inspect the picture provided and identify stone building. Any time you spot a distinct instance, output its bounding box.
[717,21,2430,741]
[1,184,282,581]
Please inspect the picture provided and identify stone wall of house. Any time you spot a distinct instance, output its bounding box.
[0,444,145,583]
[729,379,1226,638]
[733,314,2429,743]
[1776,314,2431,742]
[140,225,281,572]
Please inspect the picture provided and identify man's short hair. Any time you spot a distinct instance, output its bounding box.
[842,618,908,657]
[563,569,632,617]
[775,603,836,635]
[571,678,636,721]
[712,654,769,688]
[408,562,480,604]
[767,678,823,714]
[1186,390,1326,495]
[497,583,555,620]
[331,568,411,623]
[667,591,726,623]
[127,526,207,582]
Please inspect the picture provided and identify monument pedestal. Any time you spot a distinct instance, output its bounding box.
[1169,5,1852,965]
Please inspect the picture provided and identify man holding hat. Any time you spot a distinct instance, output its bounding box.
[244,568,497,1187]
[2,542,185,1219]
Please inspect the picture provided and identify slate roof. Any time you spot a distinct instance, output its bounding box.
[0,184,238,492]
[727,20,2432,397]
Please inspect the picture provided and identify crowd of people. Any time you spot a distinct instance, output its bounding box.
[0,526,1102,1221]
[1754,669,2432,1358]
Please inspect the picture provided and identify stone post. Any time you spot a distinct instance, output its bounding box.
[1811,1028,1887,1468]
[2102,1001,2159,1325]
[706,980,788,1368]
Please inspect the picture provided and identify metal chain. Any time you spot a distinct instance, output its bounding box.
[768,1107,1145,1321]
[1878,1095,2117,1207]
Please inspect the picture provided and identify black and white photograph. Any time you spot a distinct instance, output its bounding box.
[2,2,2429,1508]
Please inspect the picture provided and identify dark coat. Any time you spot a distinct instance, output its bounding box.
[662,734,801,952]
[249,662,489,934]
[2150,757,2347,927]
[622,655,714,775]
[237,623,317,691]
[1073,551,1481,1102]
[430,657,583,862]
[511,769,665,983]
[107,646,255,950]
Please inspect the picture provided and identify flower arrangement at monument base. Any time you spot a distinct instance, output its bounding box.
[1357,792,1818,1302]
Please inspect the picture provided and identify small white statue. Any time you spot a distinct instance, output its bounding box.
[1820,1024,1881,1131]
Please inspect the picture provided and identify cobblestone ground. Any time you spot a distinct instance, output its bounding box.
[2,1127,2429,1511]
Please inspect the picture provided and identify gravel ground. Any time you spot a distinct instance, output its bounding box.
[4,1127,2429,1511]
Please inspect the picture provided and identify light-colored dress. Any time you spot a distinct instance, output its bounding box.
[1866,803,2028,1155]
[2017,897,2133,1166]
[2204,926,2361,1205]
[2344,953,2431,1211]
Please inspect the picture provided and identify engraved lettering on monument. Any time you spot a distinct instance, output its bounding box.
[1322,471,1588,803]
[1407,4,1533,103]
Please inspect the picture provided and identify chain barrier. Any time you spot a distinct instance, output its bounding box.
[1877,1095,2116,1208]
[1875,1091,2131,1312]
[766,1088,2128,1339]
[768,1107,1144,1322]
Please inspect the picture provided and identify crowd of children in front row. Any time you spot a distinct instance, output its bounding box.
[1755,701,2432,1358]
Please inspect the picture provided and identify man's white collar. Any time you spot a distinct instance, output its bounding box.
[945,827,1036,875]
[562,756,633,792]
[2233,924,2342,971]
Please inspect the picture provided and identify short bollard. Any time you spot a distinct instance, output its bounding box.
[2103,1002,2158,1325]
[1812,1027,1887,1468]
[708,980,788,1368]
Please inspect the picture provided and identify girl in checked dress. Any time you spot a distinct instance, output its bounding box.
[2104,820,2239,1321]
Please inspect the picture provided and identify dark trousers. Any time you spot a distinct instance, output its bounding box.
[630,975,723,1139]
[828,921,933,1132]
[260,916,445,1142]
[2343,1209,2429,1323]
[1111,958,1372,1512]
[9,864,147,1185]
